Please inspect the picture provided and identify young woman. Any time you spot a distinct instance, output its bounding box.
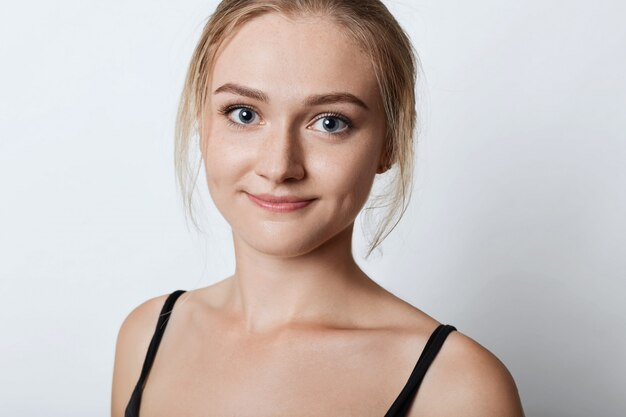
[111,1,525,416]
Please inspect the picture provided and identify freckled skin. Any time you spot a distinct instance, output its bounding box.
[201,14,387,258]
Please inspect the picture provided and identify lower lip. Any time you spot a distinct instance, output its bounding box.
[246,193,316,213]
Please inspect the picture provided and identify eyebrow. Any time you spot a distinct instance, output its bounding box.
[213,82,369,111]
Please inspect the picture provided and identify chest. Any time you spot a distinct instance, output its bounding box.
[138,329,415,417]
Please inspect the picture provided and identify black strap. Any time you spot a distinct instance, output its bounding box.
[384,324,457,417]
[125,289,187,417]
[125,294,453,417]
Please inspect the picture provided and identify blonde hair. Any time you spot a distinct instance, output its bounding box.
[175,0,420,258]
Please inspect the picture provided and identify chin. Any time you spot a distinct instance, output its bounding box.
[236,223,333,258]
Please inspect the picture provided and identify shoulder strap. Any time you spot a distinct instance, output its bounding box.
[125,289,187,417]
[384,324,457,417]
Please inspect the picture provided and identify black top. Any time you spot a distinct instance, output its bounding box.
[125,290,456,417]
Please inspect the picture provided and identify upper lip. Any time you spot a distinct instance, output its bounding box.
[247,192,316,203]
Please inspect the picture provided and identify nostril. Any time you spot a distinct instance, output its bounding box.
[254,137,305,182]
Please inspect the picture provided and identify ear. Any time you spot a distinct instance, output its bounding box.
[198,116,208,156]
[199,130,206,154]
[376,143,392,174]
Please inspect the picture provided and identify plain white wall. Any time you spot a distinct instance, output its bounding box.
[1,0,624,415]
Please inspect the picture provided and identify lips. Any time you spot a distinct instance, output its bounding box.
[245,192,316,212]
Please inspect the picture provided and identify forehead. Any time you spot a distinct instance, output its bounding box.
[211,13,380,105]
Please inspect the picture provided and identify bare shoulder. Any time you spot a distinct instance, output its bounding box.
[110,292,172,417]
[409,329,525,417]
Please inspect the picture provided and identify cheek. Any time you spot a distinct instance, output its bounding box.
[204,121,248,169]
[202,135,253,202]
[311,144,380,210]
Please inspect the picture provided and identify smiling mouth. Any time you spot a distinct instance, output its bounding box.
[245,192,317,213]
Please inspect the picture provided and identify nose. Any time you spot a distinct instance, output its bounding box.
[254,123,305,183]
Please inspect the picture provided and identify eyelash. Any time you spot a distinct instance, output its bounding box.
[217,103,354,136]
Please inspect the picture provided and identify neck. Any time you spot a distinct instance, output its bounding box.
[223,223,375,334]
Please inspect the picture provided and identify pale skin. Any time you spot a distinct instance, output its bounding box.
[111,13,525,417]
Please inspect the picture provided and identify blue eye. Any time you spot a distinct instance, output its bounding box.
[226,107,260,125]
[311,115,350,134]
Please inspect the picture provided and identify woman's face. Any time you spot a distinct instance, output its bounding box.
[201,13,386,257]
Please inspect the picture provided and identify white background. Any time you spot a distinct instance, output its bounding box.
[1,0,624,415]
